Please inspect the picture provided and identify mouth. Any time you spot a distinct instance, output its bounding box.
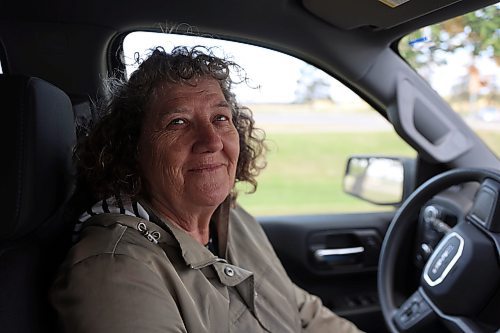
[188,163,225,173]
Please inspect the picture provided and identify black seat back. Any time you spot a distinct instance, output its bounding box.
[0,75,76,333]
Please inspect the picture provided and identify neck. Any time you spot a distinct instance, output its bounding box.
[147,197,216,245]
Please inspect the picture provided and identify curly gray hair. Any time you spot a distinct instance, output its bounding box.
[75,46,266,201]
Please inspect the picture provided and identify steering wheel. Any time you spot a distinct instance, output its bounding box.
[378,168,500,333]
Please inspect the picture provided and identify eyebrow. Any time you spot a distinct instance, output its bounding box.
[154,98,230,119]
[213,100,230,108]
[157,108,188,119]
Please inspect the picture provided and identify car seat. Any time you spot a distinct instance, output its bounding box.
[0,75,76,333]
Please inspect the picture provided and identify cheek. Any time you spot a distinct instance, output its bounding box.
[139,134,174,177]
[225,132,240,171]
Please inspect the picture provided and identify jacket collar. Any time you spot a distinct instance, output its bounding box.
[140,196,232,269]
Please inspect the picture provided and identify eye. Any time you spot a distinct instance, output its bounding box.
[214,114,230,122]
[168,118,186,126]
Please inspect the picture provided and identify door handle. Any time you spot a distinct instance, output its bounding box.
[313,246,365,263]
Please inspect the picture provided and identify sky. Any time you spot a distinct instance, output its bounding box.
[123,30,500,104]
[123,31,361,104]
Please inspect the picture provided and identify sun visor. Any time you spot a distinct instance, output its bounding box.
[302,0,462,30]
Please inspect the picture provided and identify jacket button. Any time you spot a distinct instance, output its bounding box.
[224,266,235,277]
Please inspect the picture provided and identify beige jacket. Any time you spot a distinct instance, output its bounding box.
[50,201,363,333]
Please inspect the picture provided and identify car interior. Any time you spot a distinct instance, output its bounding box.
[1,0,499,332]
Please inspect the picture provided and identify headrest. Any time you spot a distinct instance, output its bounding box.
[1,75,76,241]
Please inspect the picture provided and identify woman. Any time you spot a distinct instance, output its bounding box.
[50,46,362,333]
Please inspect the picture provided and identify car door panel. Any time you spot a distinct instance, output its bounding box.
[259,211,394,332]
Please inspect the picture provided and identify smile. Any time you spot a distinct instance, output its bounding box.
[188,163,225,173]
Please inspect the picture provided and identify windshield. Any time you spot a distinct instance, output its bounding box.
[399,3,500,157]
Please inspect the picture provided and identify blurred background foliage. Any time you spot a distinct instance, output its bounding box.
[399,4,499,67]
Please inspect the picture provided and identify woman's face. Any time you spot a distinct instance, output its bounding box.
[138,77,240,214]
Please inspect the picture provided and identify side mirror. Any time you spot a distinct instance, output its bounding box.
[343,156,415,206]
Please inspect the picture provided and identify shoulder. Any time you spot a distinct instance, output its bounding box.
[50,216,185,333]
[228,204,280,264]
[230,204,260,230]
[230,204,274,241]
[61,213,171,271]
[229,205,268,241]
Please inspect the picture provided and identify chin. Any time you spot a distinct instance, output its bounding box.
[191,185,231,208]
[192,196,228,209]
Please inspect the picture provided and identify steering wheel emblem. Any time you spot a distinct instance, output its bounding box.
[423,232,464,287]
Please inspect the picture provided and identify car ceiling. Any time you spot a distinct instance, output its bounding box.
[0,0,496,103]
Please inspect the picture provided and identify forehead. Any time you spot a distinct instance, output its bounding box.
[154,77,225,104]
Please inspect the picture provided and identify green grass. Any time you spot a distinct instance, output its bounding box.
[477,131,500,158]
[235,123,500,217]
[237,131,416,216]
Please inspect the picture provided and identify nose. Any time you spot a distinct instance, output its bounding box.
[192,122,223,154]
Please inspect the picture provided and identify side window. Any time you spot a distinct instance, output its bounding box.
[123,32,415,216]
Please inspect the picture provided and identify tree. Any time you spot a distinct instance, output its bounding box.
[399,4,500,68]
[398,4,499,111]
[294,65,332,103]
